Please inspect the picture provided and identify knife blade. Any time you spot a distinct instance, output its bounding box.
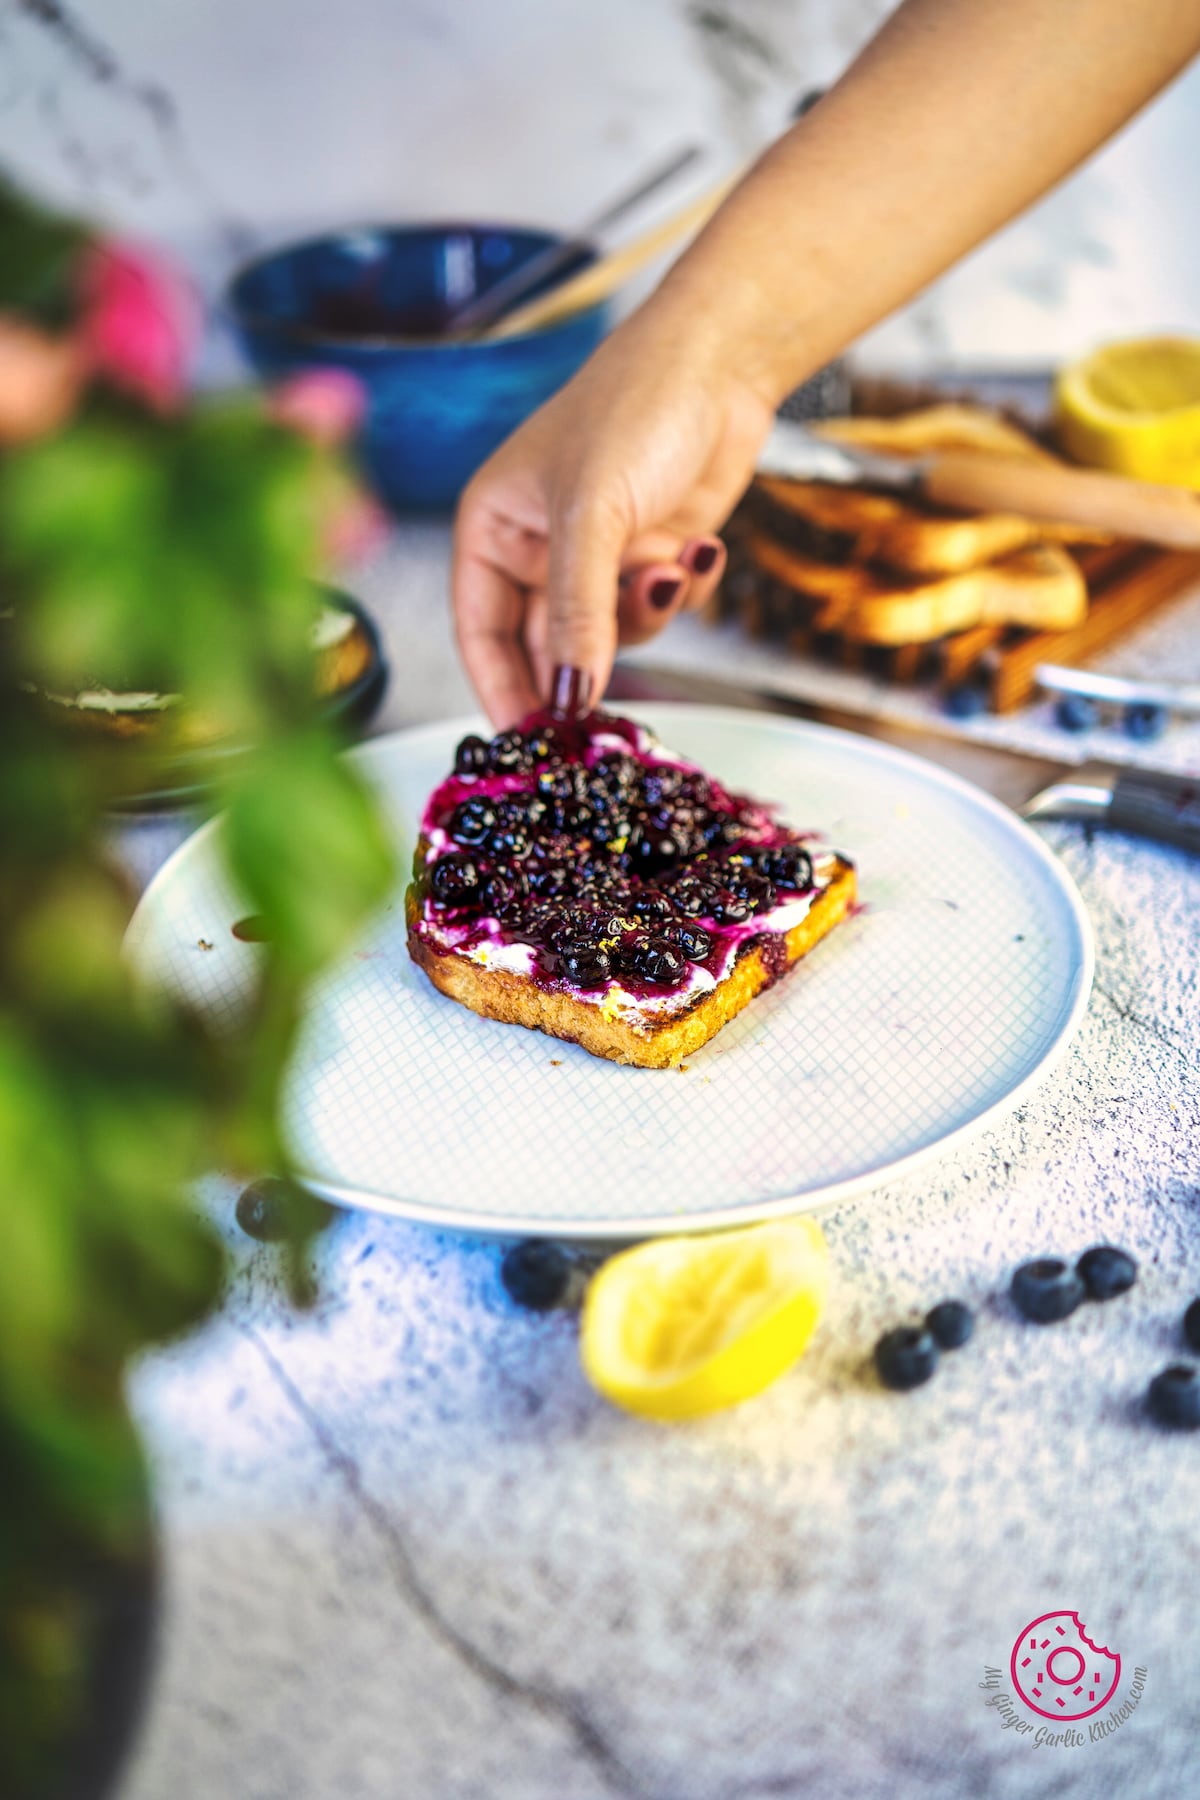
[609,663,1200,854]
[756,418,1200,551]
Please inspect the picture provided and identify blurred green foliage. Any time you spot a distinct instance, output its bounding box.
[0,187,396,1793]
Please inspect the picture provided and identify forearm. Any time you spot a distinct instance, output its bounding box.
[648,0,1200,403]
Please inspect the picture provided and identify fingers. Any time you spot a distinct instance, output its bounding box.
[543,489,627,714]
[452,517,542,730]
[615,536,726,647]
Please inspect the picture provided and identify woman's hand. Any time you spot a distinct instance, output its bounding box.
[452,302,777,727]
[451,0,1200,729]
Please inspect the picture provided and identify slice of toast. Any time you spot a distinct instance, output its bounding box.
[747,530,1087,644]
[406,710,855,1069]
[754,405,1110,577]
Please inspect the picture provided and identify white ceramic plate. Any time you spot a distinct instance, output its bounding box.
[125,704,1093,1238]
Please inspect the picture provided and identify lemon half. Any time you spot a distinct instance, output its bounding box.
[580,1216,828,1421]
[1056,336,1200,487]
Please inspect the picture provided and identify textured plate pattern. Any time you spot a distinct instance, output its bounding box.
[124,705,1093,1236]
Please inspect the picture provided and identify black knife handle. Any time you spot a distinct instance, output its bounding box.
[1107,767,1200,854]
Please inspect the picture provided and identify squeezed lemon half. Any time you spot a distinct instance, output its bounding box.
[1056,336,1200,487]
[580,1216,828,1420]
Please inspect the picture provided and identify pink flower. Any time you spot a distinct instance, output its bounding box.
[268,368,367,446]
[80,240,197,410]
[321,487,391,565]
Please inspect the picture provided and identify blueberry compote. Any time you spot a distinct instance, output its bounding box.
[413,709,824,1007]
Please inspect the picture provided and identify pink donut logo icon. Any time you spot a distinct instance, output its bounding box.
[1010,1611,1121,1721]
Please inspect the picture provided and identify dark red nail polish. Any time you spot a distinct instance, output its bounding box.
[689,541,721,575]
[550,663,592,718]
[649,577,683,611]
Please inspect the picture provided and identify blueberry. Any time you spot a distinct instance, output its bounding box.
[537,764,583,803]
[1010,1257,1085,1324]
[1146,1364,1200,1430]
[236,1178,333,1243]
[485,822,532,860]
[1123,701,1168,742]
[500,1239,575,1311]
[724,868,776,913]
[487,729,528,773]
[623,934,686,987]
[874,1326,940,1391]
[702,817,742,850]
[590,755,637,797]
[1054,692,1099,733]
[767,845,814,892]
[562,942,612,988]
[525,723,563,763]
[668,875,717,918]
[627,828,683,877]
[1076,1244,1138,1301]
[453,734,490,776]
[449,796,497,845]
[481,868,528,919]
[590,809,631,847]
[529,861,572,899]
[430,852,483,909]
[675,922,713,962]
[925,1300,975,1350]
[709,887,751,925]
[944,682,989,720]
[497,793,548,832]
[1182,1298,1200,1354]
[630,889,675,924]
[643,765,684,805]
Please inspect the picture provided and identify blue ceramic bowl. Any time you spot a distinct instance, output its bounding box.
[227,223,608,510]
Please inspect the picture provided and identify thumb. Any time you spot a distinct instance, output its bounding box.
[544,485,629,715]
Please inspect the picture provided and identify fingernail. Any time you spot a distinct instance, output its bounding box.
[550,663,593,719]
[688,540,721,576]
[649,577,683,611]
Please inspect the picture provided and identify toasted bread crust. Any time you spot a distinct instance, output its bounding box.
[754,477,1105,577]
[747,531,1087,643]
[406,857,856,1068]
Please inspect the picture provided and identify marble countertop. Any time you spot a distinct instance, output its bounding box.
[116,526,1199,1800]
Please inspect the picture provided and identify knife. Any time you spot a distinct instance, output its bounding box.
[756,418,1200,551]
[609,664,1200,854]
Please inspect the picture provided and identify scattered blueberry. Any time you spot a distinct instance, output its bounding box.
[926,1300,975,1350]
[453,734,489,776]
[236,1178,333,1242]
[1077,1244,1138,1301]
[945,682,989,720]
[1182,1298,1200,1354]
[1053,692,1099,733]
[1123,701,1168,742]
[1146,1364,1200,1430]
[500,1239,574,1311]
[874,1326,940,1390]
[1010,1257,1086,1324]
